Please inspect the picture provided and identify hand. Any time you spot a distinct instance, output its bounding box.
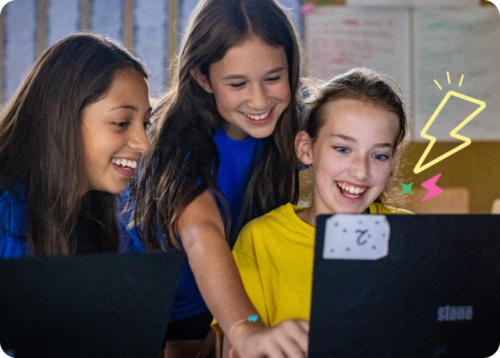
[231,319,309,358]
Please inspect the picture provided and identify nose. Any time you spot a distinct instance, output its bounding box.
[247,83,269,110]
[128,123,150,153]
[349,155,369,181]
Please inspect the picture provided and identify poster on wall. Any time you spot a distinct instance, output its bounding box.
[413,7,500,141]
[305,7,411,110]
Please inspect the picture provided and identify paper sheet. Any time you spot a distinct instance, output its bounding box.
[323,215,390,260]
[413,7,500,141]
[305,7,411,108]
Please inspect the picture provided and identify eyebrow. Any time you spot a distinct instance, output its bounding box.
[330,134,394,148]
[110,105,152,112]
[221,66,287,81]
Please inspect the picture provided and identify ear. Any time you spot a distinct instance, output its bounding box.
[295,130,314,166]
[190,67,213,94]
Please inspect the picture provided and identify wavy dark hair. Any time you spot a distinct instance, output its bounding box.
[302,68,410,207]
[0,33,148,255]
[133,0,302,251]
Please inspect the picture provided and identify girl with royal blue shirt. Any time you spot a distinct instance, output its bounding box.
[0,33,151,258]
[129,0,309,357]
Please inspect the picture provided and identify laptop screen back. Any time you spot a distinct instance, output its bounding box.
[310,215,500,358]
[0,252,184,358]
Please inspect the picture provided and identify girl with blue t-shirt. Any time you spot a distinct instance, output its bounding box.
[129,0,309,356]
[0,33,151,258]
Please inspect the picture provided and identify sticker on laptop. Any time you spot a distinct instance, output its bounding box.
[323,215,390,260]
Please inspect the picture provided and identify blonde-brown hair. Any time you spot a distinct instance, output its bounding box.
[303,68,410,207]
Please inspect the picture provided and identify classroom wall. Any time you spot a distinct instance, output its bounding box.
[401,142,500,213]
[0,0,303,104]
[300,0,500,214]
[0,0,498,214]
[0,0,173,101]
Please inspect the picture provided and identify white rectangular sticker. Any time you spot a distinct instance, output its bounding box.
[323,215,390,260]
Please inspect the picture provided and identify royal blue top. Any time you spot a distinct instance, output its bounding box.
[0,186,28,258]
[0,185,140,258]
[125,128,265,322]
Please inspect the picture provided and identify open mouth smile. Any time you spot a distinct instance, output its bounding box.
[240,107,274,122]
[336,181,368,199]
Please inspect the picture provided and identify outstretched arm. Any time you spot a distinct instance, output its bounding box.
[177,190,308,357]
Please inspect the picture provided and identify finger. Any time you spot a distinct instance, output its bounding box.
[276,333,306,358]
[259,340,286,358]
[278,321,309,356]
[294,319,310,334]
[243,330,285,358]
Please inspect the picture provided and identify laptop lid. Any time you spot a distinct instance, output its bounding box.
[310,214,500,358]
[0,252,184,358]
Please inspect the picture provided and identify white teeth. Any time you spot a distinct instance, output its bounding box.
[337,182,366,195]
[244,110,271,121]
[344,193,359,198]
[113,158,138,169]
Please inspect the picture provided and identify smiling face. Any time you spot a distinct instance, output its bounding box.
[81,69,152,194]
[192,36,291,141]
[296,98,400,217]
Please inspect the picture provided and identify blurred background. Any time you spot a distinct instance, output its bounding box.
[0,0,498,214]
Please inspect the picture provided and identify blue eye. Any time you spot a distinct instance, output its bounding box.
[334,146,349,154]
[373,154,388,161]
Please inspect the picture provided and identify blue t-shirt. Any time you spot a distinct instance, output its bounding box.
[125,128,264,322]
[0,186,28,258]
[0,185,139,258]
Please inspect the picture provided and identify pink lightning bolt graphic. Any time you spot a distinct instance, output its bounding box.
[421,173,444,202]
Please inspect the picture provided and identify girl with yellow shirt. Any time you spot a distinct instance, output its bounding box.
[228,68,412,355]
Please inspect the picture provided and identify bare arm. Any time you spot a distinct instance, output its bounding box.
[178,190,309,357]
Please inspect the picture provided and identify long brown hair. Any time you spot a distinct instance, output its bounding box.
[133,0,302,251]
[0,33,148,255]
[303,68,410,206]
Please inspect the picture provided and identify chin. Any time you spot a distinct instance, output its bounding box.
[249,126,276,139]
[102,183,128,195]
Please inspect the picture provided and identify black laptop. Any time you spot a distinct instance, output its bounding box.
[0,252,184,358]
[310,214,500,358]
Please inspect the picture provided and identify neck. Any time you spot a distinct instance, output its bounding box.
[297,201,372,228]
[297,203,321,228]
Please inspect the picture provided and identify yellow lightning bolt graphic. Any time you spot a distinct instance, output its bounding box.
[413,91,486,174]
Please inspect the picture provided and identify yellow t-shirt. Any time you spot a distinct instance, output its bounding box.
[233,202,412,327]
